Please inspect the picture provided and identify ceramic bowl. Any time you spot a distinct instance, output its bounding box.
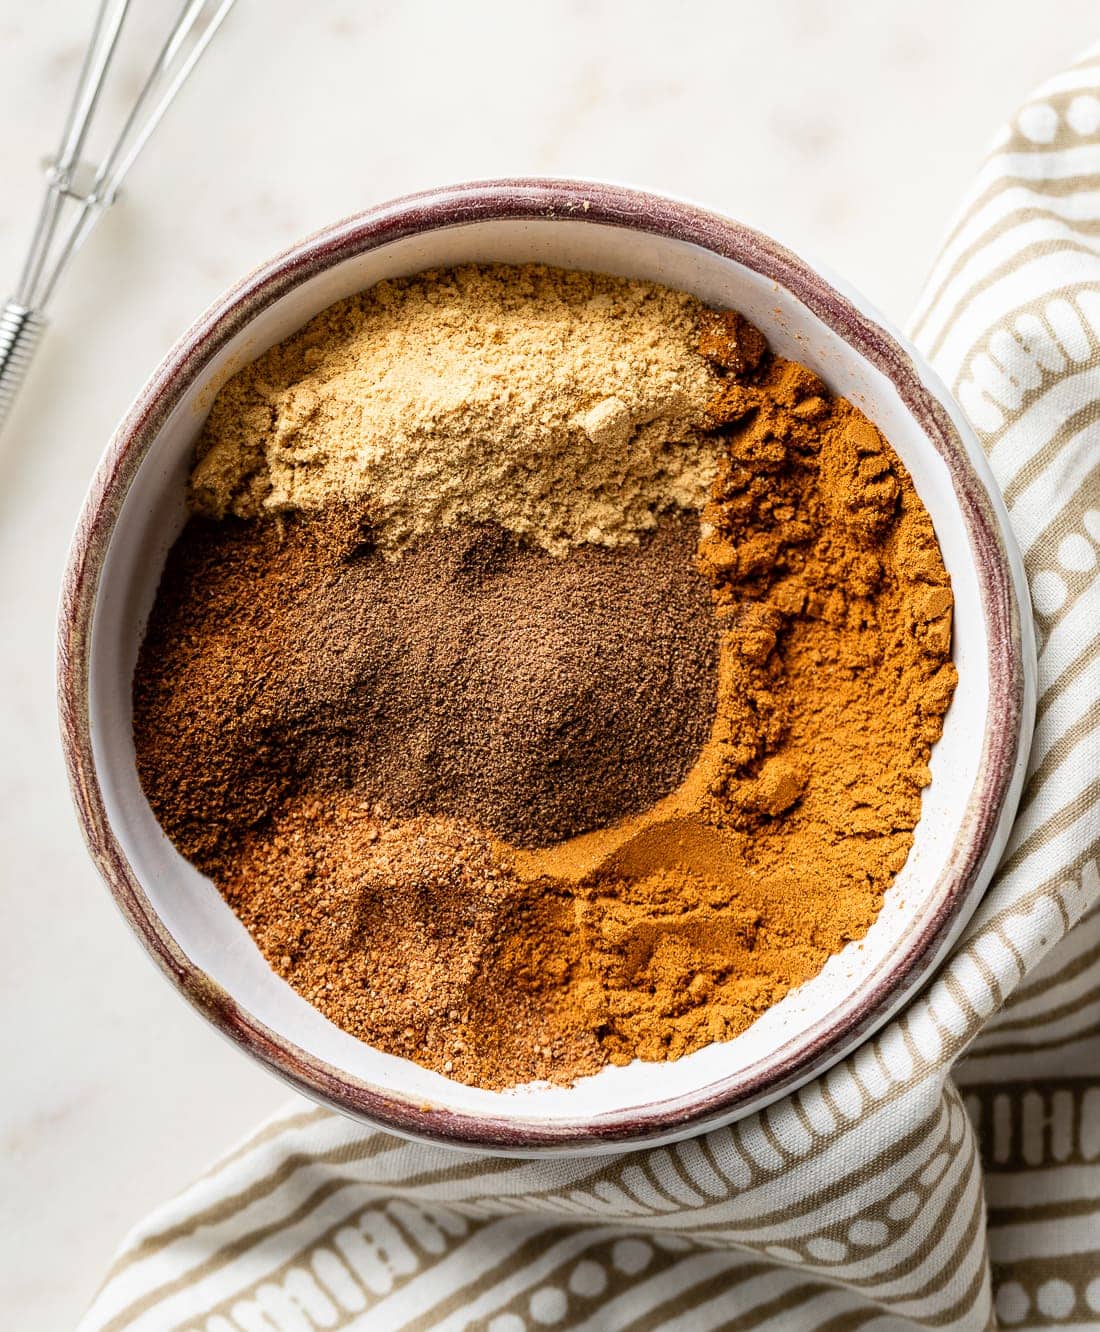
[58,179,1036,1155]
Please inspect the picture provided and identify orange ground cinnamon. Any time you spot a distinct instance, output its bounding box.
[134,298,957,1090]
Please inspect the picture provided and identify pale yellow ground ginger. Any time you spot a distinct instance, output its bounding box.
[191,264,721,555]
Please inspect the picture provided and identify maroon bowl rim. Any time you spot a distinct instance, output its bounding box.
[57,177,1026,1151]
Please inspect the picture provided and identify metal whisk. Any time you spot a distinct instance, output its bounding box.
[0,0,237,433]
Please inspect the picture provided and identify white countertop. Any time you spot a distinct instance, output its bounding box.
[2,3,1094,1326]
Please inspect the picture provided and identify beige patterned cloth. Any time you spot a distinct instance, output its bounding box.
[78,54,1100,1332]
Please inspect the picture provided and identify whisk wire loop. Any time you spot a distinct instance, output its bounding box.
[1,0,236,431]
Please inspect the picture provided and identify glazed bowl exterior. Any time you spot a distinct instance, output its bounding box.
[58,179,1036,1155]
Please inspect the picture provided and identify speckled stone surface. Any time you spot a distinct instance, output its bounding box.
[1,2,1094,1325]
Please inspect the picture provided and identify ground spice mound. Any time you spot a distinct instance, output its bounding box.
[221,804,609,1084]
[190,263,720,556]
[689,323,958,845]
[133,287,958,1090]
[133,512,719,859]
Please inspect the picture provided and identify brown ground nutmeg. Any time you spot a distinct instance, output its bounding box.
[132,511,720,864]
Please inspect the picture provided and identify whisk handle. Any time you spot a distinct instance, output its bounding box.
[0,300,47,433]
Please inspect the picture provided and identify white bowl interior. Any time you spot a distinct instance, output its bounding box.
[89,219,989,1130]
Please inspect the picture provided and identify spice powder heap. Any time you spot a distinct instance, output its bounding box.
[191,264,720,557]
[133,266,957,1090]
[134,512,719,859]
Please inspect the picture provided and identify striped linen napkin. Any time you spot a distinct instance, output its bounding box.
[78,52,1100,1332]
